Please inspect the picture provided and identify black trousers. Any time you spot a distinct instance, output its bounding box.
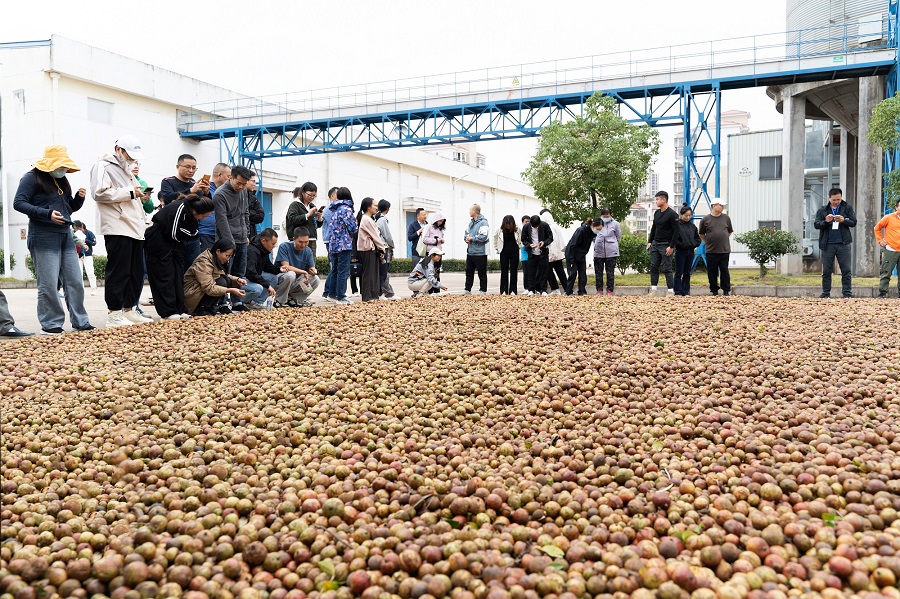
[359,250,380,301]
[565,257,588,295]
[146,249,186,318]
[706,252,731,295]
[521,258,533,291]
[529,253,549,293]
[104,235,145,311]
[821,244,852,297]
[673,249,694,296]
[547,260,567,291]
[594,257,617,292]
[499,252,519,294]
[465,254,488,292]
[195,276,230,314]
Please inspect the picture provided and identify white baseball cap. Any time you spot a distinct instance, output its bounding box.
[711,198,727,206]
[115,135,146,160]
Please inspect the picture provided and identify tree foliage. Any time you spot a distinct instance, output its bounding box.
[867,93,900,210]
[523,93,661,227]
[734,228,800,278]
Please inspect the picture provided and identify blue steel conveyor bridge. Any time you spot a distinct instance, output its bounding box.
[180,2,899,215]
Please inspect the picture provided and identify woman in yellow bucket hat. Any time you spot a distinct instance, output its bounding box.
[13,145,94,334]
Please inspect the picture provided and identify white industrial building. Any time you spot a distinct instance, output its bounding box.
[727,121,849,270]
[0,36,542,280]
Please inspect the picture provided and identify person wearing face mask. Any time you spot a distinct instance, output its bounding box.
[593,209,622,295]
[563,216,598,296]
[90,135,154,328]
[673,205,702,296]
[13,145,93,334]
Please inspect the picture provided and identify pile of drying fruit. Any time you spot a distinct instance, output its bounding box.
[1,296,899,599]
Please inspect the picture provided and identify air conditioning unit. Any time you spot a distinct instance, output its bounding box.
[802,241,815,257]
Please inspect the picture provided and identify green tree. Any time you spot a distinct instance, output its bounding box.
[523,93,660,227]
[867,93,900,210]
[735,228,800,278]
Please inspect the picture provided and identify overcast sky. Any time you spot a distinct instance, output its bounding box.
[4,0,790,191]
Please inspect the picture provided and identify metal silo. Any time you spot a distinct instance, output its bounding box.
[786,0,887,55]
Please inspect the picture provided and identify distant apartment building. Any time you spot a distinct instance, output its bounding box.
[625,202,650,240]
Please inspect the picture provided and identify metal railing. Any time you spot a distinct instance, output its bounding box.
[182,19,891,131]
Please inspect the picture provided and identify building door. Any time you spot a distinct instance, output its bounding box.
[261,192,273,231]
[405,211,417,258]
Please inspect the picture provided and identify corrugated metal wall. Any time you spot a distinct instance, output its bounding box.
[786,0,887,55]
[727,130,789,254]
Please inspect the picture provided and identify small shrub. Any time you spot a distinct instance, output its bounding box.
[0,250,15,276]
[735,228,800,278]
[617,234,651,275]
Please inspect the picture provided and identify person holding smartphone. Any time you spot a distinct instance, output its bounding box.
[90,135,154,328]
[14,145,94,334]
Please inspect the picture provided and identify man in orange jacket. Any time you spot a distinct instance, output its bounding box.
[874,209,900,299]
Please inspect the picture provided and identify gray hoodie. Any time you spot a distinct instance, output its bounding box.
[214,181,249,244]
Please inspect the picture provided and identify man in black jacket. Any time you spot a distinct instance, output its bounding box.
[245,228,298,309]
[646,191,678,296]
[521,215,554,295]
[813,188,857,298]
[564,217,597,296]
[247,174,265,239]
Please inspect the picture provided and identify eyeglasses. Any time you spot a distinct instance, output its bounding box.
[178,164,198,171]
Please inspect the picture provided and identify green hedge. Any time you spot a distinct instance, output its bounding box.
[314,256,502,275]
[25,254,107,280]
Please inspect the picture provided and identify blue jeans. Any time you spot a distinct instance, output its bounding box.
[184,237,202,274]
[229,242,249,304]
[329,250,352,300]
[27,227,90,330]
[241,282,267,305]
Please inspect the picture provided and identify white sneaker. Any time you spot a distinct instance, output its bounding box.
[350,292,360,297]
[648,288,658,296]
[666,289,675,297]
[337,298,353,304]
[541,292,549,297]
[124,310,152,324]
[323,296,337,303]
[550,289,562,296]
[180,313,192,319]
[106,311,133,327]
[164,314,183,321]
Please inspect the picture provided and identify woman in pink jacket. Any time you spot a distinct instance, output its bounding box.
[355,197,386,302]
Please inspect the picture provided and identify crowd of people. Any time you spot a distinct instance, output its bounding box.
[5,141,900,336]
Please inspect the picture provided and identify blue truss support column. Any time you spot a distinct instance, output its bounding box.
[681,85,721,217]
[885,0,900,215]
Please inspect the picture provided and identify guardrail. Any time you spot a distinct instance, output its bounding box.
[182,19,890,131]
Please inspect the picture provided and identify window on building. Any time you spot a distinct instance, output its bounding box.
[476,155,486,169]
[759,156,783,180]
[87,98,113,125]
[758,220,782,230]
[453,151,467,162]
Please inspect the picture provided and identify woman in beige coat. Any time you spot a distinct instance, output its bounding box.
[183,239,247,316]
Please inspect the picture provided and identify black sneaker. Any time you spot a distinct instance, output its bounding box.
[194,307,217,317]
[215,305,233,315]
[74,325,96,332]
[285,298,300,308]
[39,327,64,335]
[231,303,250,313]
